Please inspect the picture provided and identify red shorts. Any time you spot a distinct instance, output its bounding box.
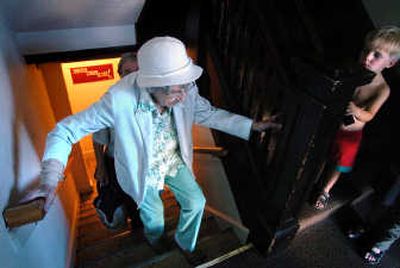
[333,129,363,172]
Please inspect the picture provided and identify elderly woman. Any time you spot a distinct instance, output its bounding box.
[32,36,281,263]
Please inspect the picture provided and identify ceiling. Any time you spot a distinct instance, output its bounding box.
[1,0,145,55]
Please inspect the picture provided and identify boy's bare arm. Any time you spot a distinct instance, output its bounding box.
[348,84,390,123]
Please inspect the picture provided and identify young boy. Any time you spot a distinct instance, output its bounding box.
[315,26,400,210]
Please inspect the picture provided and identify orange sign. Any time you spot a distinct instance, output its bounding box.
[70,64,114,84]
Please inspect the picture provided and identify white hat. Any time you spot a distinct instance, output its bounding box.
[136,36,203,88]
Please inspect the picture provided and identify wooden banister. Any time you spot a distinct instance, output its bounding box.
[3,198,46,228]
[193,146,228,157]
[2,179,62,228]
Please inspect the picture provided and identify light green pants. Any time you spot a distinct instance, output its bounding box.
[139,166,206,252]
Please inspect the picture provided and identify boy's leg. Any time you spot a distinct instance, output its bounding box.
[315,169,341,209]
[323,169,342,194]
[165,166,206,252]
[318,129,362,197]
[139,187,165,245]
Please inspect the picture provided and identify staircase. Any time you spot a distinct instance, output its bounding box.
[74,189,244,268]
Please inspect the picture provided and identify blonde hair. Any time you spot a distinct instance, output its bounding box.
[365,26,400,60]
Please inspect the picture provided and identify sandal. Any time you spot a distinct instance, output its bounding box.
[314,192,330,210]
[364,247,384,265]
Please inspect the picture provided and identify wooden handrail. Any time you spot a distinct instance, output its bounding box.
[193,146,228,157]
[3,179,62,228]
[3,198,46,228]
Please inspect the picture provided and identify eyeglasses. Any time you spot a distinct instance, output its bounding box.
[151,83,193,94]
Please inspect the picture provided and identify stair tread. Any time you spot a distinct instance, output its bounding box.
[75,187,238,268]
[78,225,133,247]
[134,228,241,268]
[80,225,240,268]
[77,212,213,253]
[78,213,182,248]
[77,230,145,262]
[79,209,98,219]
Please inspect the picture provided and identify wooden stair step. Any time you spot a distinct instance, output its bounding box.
[78,212,130,231]
[78,215,102,227]
[130,228,241,268]
[78,217,109,233]
[129,248,190,268]
[78,214,139,245]
[196,229,241,261]
[79,209,98,219]
[78,213,179,249]
[77,214,225,268]
[197,216,221,237]
[79,204,96,214]
[80,198,96,208]
[78,225,132,247]
[75,188,225,268]
[80,218,239,268]
[77,230,145,262]
[80,239,157,268]
[136,217,239,267]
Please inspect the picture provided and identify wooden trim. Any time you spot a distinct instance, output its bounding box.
[24,45,139,64]
[197,243,253,268]
[193,146,227,157]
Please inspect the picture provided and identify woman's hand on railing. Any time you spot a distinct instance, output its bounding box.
[31,158,64,212]
[3,183,58,228]
[252,114,283,133]
[193,146,228,157]
[3,159,64,228]
[18,183,58,213]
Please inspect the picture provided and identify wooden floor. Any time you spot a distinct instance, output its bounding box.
[74,188,242,268]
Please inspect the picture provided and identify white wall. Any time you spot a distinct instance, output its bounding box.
[0,13,79,268]
[17,25,137,55]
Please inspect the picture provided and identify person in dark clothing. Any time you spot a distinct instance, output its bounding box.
[91,52,142,230]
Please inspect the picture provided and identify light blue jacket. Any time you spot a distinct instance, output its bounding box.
[43,72,253,206]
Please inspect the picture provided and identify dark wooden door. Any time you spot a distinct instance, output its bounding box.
[200,0,375,253]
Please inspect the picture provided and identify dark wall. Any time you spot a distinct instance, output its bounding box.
[300,0,374,62]
[136,0,201,46]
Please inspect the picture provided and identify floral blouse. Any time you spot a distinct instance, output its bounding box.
[138,101,185,190]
